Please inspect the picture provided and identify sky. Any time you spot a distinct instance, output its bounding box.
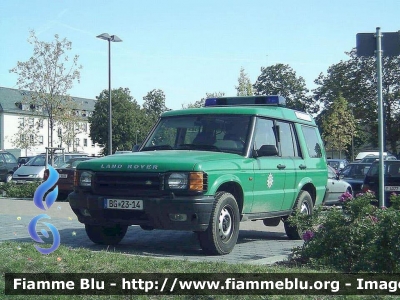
[1,0,399,110]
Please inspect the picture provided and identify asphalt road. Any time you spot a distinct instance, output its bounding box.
[0,198,304,265]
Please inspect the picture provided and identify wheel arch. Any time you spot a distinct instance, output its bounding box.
[214,181,244,215]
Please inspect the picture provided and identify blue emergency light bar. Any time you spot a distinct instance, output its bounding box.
[204,95,286,107]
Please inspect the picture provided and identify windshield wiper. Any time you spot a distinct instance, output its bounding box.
[177,144,220,152]
[141,145,173,151]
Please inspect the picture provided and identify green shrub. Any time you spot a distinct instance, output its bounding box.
[0,181,41,198]
[288,191,400,273]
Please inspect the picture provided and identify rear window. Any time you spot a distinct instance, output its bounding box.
[368,162,400,177]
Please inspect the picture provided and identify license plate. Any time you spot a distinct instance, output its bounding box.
[16,180,26,184]
[104,199,143,210]
[59,174,68,179]
[384,186,400,191]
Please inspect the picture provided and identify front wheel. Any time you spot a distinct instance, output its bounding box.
[197,192,240,255]
[85,224,128,245]
[284,190,313,240]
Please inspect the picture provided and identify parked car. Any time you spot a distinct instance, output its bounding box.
[0,150,18,182]
[12,153,88,183]
[360,154,397,164]
[17,156,34,168]
[339,162,372,195]
[362,160,400,206]
[44,157,96,199]
[323,165,353,205]
[327,159,349,173]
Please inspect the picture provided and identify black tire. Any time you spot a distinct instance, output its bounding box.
[284,190,313,240]
[197,192,240,255]
[85,224,128,245]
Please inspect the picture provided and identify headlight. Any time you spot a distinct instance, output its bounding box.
[166,172,205,191]
[80,171,93,187]
[167,173,188,189]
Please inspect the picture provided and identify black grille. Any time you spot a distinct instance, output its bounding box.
[93,172,164,197]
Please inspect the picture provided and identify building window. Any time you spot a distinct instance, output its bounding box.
[38,136,44,145]
[84,139,88,147]
[75,138,80,146]
[28,118,34,128]
[91,140,95,147]
[29,135,35,145]
[20,135,25,143]
[58,128,62,137]
[38,119,44,128]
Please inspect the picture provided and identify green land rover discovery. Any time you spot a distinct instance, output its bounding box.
[69,96,328,255]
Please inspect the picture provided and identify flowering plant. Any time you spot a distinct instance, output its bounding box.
[287,192,400,272]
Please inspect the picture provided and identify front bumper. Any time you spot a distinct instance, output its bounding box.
[69,191,215,231]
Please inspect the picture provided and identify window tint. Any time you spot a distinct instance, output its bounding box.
[4,153,17,163]
[301,126,323,158]
[254,118,277,151]
[276,121,300,157]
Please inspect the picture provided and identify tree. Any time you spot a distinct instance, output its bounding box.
[143,89,169,124]
[9,30,83,150]
[236,67,253,96]
[253,63,312,111]
[320,94,357,158]
[314,49,400,156]
[89,88,142,154]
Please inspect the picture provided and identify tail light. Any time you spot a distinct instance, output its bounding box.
[43,169,49,181]
[361,184,370,193]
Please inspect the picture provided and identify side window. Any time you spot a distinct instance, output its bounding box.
[276,121,300,157]
[4,153,17,163]
[301,126,323,158]
[0,155,4,163]
[254,118,277,151]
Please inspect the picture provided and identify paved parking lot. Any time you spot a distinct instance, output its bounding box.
[0,198,304,265]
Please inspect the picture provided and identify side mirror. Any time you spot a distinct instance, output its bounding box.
[132,144,140,152]
[254,145,278,157]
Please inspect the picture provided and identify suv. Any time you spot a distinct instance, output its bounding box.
[360,154,397,164]
[0,151,18,182]
[69,96,328,255]
[362,160,400,206]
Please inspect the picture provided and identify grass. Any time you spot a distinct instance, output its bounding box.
[0,241,393,300]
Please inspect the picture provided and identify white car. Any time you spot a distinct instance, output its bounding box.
[323,165,353,205]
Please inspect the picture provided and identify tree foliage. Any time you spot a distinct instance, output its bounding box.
[143,89,169,124]
[320,94,357,158]
[181,92,226,109]
[253,63,312,111]
[314,49,400,155]
[236,67,253,96]
[9,30,83,149]
[89,88,143,154]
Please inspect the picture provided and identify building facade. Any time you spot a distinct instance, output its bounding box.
[0,87,103,157]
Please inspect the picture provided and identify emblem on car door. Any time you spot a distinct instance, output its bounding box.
[267,173,274,188]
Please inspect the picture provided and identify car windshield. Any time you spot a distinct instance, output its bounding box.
[60,158,90,168]
[142,114,251,155]
[24,155,46,166]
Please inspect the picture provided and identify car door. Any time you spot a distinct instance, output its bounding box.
[251,117,286,213]
[325,166,344,203]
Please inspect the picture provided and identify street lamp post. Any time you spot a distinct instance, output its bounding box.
[96,33,122,155]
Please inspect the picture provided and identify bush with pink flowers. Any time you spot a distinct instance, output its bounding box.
[287,191,400,272]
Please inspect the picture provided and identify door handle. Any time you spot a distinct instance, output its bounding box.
[277,164,286,169]
[299,164,307,170]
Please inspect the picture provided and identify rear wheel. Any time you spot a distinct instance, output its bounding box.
[197,192,240,255]
[284,190,313,240]
[85,224,128,245]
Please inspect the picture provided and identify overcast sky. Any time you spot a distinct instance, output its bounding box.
[1,0,399,110]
